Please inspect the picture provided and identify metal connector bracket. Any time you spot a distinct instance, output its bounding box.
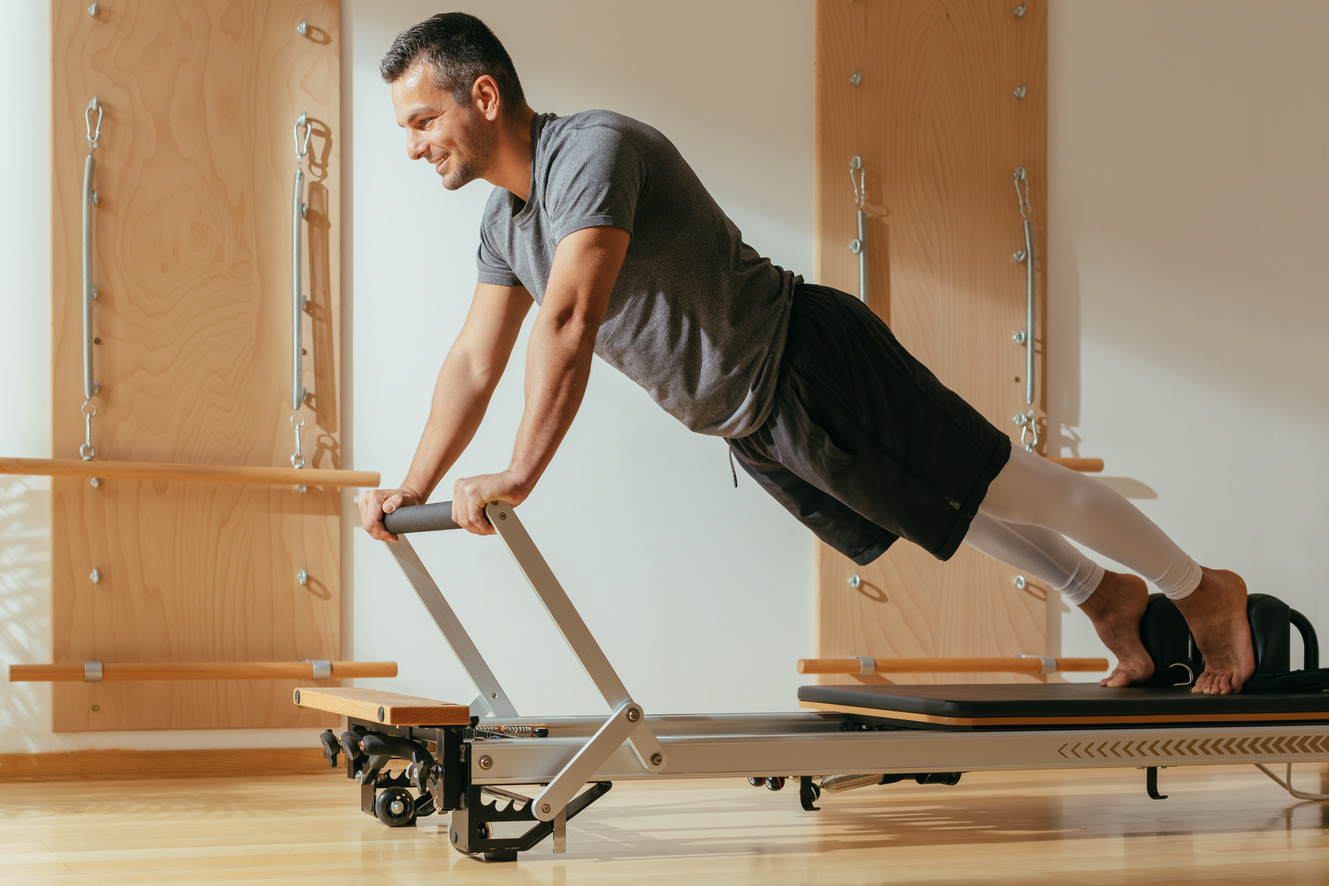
[532,702,642,822]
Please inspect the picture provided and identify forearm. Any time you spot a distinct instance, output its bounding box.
[507,310,598,493]
[400,351,502,499]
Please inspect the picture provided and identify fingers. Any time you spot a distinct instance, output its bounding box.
[451,486,496,536]
[359,488,411,542]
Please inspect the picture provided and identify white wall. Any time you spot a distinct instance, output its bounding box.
[3,0,1327,752]
[0,0,814,753]
[1047,0,1329,662]
[346,0,816,719]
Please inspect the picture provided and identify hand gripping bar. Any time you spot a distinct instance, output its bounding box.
[382,501,462,534]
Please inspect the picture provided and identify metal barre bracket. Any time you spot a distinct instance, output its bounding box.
[1019,654,1058,675]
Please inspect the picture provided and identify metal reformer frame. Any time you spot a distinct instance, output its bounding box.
[335,500,1329,860]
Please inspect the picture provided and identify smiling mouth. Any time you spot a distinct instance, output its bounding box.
[433,153,450,174]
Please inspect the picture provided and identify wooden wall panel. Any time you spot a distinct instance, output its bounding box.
[815,0,1049,684]
[50,0,341,730]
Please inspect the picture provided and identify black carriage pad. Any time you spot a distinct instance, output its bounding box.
[797,683,1329,731]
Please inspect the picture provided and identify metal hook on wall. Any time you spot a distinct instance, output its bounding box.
[849,156,867,303]
[1011,167,1038,451]
[290,112,311,488]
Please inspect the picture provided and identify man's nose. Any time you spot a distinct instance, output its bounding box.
[406,129,427,160]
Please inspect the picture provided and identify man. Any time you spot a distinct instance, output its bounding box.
[359,13,1255,695]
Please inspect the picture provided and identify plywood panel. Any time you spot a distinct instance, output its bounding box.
[815,0,1049,684]
[50,0,342,730]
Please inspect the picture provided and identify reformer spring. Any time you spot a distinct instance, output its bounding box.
[469,723,550,740]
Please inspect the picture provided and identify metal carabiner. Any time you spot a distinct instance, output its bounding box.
[849,155,866,210]
[1013,166,1031,221]
[85,96,103,153]
[293,112,312,164]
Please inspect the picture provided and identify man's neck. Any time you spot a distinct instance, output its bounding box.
[486,105,537,202]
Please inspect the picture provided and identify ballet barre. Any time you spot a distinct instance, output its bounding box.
[9,660,397,683]
[1046,457,1103,473]
[797,656,1109,676]
[0,457,378,489]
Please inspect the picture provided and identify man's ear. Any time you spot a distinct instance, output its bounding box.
[472,75,501,121]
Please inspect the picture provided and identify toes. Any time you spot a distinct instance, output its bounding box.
[1191,670,1237,695]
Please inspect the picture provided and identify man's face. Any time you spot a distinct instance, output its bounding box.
[391,63,495,191]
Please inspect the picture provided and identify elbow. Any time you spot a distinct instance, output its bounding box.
[540,305,602,352]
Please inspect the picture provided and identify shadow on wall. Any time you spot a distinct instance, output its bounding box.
[0,479,52,751]
[1048,233,1083,457]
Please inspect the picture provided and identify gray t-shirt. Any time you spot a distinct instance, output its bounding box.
[476,111,797,438]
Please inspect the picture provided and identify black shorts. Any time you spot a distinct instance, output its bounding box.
[727,284,1011,565]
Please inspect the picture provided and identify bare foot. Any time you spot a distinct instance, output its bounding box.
[1079,571,1153,687]
[1173,568,1255,695]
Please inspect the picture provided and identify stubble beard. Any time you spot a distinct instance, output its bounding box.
[440,116,497,191]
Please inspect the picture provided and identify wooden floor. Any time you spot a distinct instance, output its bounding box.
[3,765,1329,884]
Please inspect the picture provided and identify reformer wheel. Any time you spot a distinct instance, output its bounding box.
[375,786,417,827]
[764,776,786,791]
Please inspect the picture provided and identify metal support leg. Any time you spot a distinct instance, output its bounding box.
[533,702,643,822]
[385,537,519,719]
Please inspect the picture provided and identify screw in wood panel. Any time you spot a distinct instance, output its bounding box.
[1014,85,1027,100]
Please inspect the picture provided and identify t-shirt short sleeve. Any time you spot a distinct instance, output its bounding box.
[476,218,520,287]
[543,124,646,242]
[476,187,521,286]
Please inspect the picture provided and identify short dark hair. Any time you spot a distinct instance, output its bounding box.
[380,13,526,114]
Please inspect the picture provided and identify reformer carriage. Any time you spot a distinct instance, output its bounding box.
[296,500,1329,861]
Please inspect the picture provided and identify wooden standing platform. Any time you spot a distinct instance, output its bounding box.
[293,687,470,726]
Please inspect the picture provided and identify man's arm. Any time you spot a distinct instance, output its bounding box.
[359,281,532,541]
[450,225,630,534]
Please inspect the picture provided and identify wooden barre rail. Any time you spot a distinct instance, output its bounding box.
[797,656,1109,676]
[1046,457,1104,473]
[0,457,379,488]
[9,661,398,683]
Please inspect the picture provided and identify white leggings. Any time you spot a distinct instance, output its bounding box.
[963,447,1203,606]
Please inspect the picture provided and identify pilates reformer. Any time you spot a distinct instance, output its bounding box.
[296,501,1329,861]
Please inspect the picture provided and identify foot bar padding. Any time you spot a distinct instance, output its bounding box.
[293,687,471,725]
